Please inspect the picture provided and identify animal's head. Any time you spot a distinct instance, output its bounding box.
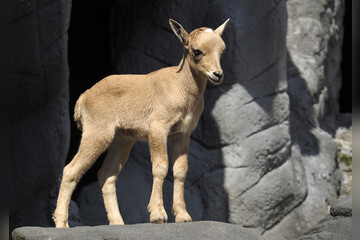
[169,18,229,85]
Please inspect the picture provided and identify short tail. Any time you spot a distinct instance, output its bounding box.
[74,95,83,131]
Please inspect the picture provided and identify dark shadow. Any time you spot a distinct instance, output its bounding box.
[67,0,116,199]
[287,52,320,156]
[339,0,352,113]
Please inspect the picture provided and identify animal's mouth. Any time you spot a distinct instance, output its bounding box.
[207,75,223,85]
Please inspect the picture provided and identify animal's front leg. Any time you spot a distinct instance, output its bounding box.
[147,121,169,223]
[170,134,192,222]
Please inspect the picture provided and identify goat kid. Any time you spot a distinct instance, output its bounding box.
[53,18,229,228]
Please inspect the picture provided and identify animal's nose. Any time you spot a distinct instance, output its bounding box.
[213,71,223,79]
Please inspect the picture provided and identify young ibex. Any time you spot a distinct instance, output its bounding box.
[53,18,229,227]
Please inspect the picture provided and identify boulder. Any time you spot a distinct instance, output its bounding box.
[12,221,265,240]
[330,194,352,217]
[294,195,352,240]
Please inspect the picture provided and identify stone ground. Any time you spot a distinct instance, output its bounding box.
[12,194,352,240]
[12,221,265,240]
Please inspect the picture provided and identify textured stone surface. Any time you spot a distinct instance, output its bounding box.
[295,216,352,240]
[9,0,71,231]
[294,195,352,240]
[263,1,345,239]
[286,0,344,132]
[263,131,342,240]
[330,194,352,217]
[12,221,265,240]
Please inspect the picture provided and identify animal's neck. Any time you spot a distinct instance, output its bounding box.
[177,54,207,99]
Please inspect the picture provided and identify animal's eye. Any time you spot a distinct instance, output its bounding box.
[193,49,203,57]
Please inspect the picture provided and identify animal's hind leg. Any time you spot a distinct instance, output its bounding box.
[53,128,114,228]
[97,132,135,225]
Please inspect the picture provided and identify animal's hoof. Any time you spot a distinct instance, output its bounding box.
[175,212,192,223]
[150,208,168,224]
[53,215,70,228]
[152,218,167,224]
[176,218,192,223]
[151,215,168,224]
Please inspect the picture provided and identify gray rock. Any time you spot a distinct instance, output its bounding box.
[263,131,342,240]
[330,194,352,217]
[294,195,352,240]
[9,0,71,231]
[286,0,344,133]
[262,1,345,239]
[296,216,352,240]
[12,221,265,240]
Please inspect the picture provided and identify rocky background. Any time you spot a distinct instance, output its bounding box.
[9,0,352,239]
[9,0,71,231]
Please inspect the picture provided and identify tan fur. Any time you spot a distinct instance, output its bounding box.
[53,18,229,227]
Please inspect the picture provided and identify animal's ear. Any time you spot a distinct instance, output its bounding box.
[169,19,189,45]
[214,18,230,36]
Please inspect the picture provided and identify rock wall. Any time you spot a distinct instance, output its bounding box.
[287,0,344,133]
[9,0,71,231]
[12,221,265,240]
[263,1,344,239]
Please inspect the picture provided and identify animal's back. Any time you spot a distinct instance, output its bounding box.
[73,67,179,138]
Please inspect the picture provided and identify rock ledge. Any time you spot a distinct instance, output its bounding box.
[12,221,264,240]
